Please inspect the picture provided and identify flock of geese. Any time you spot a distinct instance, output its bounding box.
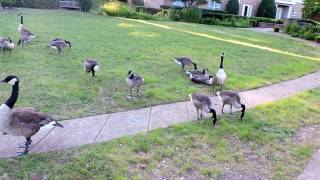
[0,13,245,157]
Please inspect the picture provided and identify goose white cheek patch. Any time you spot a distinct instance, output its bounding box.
[8,78,17,85]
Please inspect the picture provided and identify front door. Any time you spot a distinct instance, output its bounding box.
[276,7,283,19]
[242,5,252,17]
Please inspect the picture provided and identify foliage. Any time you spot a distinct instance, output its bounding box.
[200,12,283,27]
[181,7,202,22]
[216,17,250,28]
[257,0,276,18]
[14,0,58,8]
[171,0,208,7]
[225,0,239,15]
[273,26,280,32]
[285,22,320,41]
[136,7,161,15]
[78,0,93,12]
[0,0,15,7]
[315,36,320,42]
[102,0,156,20]
[303,30,317,40]
[302,0,320,21]
[169,7,182,21]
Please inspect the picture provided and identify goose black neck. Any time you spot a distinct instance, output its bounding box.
[210,109,217,126]
[5,82,19,109]
[220,55,224,69]
[20,15,24,24]
[240,104,246,121]
[193,63,197,70]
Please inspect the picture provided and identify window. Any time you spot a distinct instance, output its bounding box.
[208,0,221,10]
[242,5,252,17]
[291,9,298,16]
[172,0,185,7]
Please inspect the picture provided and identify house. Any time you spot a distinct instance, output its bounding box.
[142,0,304,19]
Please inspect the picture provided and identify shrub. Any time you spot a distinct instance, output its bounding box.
[136,7,161,15]
[160,5,170,9]
[169,8,182,21]
[102,0,155,20]
[289,23,301,34]
[257,0,276,18]
[78,0,93,12]
[0,0,15,7]
[303,31,317,40]
[181,7,202,23]
[285,24,292,33]
[103,1,134,16]
[15,0,58,8]
[273,26,280,32]
[315,36,320,43]
[291,33,299,37]
[225,0,239,15]
[200,17,217,25]
[216,17,250,28]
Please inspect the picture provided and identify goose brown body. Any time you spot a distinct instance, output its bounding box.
[217,90,246,121]
[189,93,217,126]
[172,57,197,70]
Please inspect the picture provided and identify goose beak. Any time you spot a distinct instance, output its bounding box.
[0,79,5,83]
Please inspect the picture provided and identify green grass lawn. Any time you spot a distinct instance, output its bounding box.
[0,89,319,179]
[0,8,319,120]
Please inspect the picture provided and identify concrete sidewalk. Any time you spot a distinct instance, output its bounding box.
[0,71,319,158]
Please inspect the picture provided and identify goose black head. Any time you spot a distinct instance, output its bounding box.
[209,75,213,79]
[0,76,19,86]
[65,41,72,48]
[203,68,209,74]
[7,37,12,43]
[128,70,133,75]
[210,108,217,126]
[18,13,23,17]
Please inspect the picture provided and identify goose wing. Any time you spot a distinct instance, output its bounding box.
[11,107,53,126]
[220,90,240,102]
[196,93,212,107]
[20,27,35,37]
[50,40,66,47]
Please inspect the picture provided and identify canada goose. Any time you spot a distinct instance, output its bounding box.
[126,70,144,97]
[214,52,227,89]
[83,59,100,77]
[217,90,245,121]
[17,34,32,47]
[189,93,217,126]
[172,57,197,70]
[190,74,214,85]
[186,68,209,77]
[0,76,63,157]
[17,14,36,38]
[0,37,15,54]
[48,39,71,54]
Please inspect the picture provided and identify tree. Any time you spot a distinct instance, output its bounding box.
[171,0,208,8]
[303,0,320,21]
[257,0,276,18]
[225,0,239,15]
